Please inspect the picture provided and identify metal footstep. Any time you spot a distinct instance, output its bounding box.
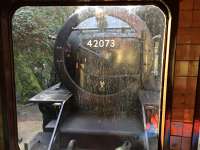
[66,140,77,150]
[115,141,132,150]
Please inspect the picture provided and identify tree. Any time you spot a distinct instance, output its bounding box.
[12,6,76,103]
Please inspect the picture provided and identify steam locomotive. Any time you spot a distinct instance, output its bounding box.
[30,6,165,150]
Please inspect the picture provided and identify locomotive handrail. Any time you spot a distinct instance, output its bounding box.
[72,26,134,31]
[48,98,74,150]
[79,32,142,39]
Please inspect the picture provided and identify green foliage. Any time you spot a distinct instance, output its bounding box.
[15,54,42,103]
[13,6,76,103]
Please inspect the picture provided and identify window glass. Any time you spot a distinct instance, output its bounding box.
[13,5,166,150]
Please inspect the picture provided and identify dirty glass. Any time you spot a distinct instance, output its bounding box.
[13,5,166,150]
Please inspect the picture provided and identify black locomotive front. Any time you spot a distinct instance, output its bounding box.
[31,6,166,150]
[55,7,154,116]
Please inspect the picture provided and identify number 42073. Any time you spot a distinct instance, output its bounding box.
[86,39,115,48]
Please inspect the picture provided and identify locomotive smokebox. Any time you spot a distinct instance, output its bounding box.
[54,7,154,117]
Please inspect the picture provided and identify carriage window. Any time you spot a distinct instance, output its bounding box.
[13,5,167,150]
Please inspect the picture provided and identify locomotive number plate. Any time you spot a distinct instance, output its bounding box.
[86,39,117,49]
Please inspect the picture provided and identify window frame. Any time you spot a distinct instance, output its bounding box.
[0,0,179,150]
